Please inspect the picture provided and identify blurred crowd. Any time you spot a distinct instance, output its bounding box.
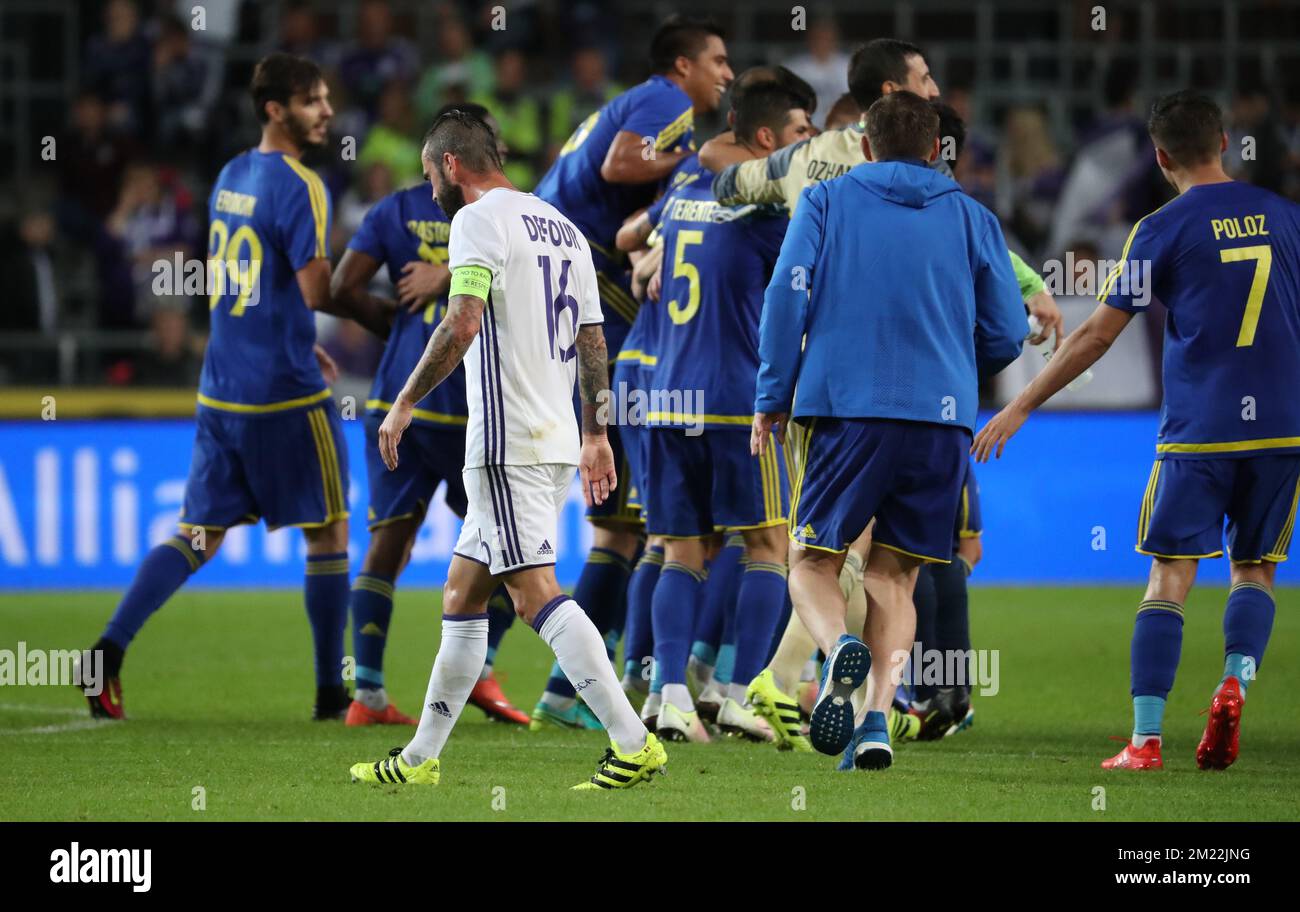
[3,0,1300,388]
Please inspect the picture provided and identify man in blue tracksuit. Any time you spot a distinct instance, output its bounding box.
[750,90,1026,770]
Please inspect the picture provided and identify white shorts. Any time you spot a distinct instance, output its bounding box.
[453,463,575,575]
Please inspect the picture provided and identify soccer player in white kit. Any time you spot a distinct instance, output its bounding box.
[349,110,667,790]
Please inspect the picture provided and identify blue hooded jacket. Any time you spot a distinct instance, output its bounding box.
[755,159,1027,432]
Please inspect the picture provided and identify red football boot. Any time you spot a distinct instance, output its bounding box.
[344,700,417,726]
[1196,677,1243,770]
[469,673,530,725]
[1101,737,1164,770]
[85,676,125,720]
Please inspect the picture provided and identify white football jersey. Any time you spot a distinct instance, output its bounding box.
[449,187,603,468]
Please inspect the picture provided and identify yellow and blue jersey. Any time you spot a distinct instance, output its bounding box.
[346,186,467,429]
[199,149,332,413]
[534,74,694,254]
[645,158,787,429]
[1101,181,1300,459]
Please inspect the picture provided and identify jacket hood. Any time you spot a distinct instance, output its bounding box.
[846,159,962,209]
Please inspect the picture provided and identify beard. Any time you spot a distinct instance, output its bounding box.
[286,110,326,150]
[435,172,468,218]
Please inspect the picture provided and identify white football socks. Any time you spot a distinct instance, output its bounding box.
[661,683,694,712]
[355,686,388,712]
[402,614,488,766]
[537,598,646,754]
[726,682,748,704]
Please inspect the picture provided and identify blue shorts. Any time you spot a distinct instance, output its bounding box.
[954,459,982,550]
[180,403,349,531]
[790,417,968,562]
[364,413,467,528]
[645,426,787,538]
[1137,455,1300,563]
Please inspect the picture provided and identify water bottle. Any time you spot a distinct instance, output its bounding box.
[1027,315,1093,392]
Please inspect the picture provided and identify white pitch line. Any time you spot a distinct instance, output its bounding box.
[0,719,107,736]
[0,702,86,716]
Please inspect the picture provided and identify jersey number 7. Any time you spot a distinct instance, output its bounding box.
[1220,244,1273,347]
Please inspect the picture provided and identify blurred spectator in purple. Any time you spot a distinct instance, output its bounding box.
[415,14,494,120]
[785,17,849,116]
[334,163,396,256]
[105,163,199,326]
[338,0,420,123]
[997,107,1065,256]
[358,81,422,187]
[472,49,544,189]
[547,46,623,162]
[152,15,212,151]
[1226,81,1287,195]
[946,84,997,210]
[277,0,339,68]
[83,0,154,138]
[57,91,140,238]
[1047,60,1166,259]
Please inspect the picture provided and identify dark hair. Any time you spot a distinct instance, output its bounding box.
[848,38,925,110]
[1103,58,1138,109]
[730,65,816,118]
[649,15,725,75]
[734,82,805,144]
[421,108,503,173]
[864,90,939,161]
[824,92,861,130]
[933,101,966,166]
[250,52,324,124]
[1147,90,1224,168]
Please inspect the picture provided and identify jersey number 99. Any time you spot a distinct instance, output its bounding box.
[207,218,263,316]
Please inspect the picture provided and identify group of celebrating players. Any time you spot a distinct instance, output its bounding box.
[81,14,1297,791]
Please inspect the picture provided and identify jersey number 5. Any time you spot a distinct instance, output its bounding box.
[667,229,703,325]
[1220,244,1272,347]
[207,218,263,316]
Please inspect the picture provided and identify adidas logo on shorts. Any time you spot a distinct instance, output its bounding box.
[429,700,452,718]
[537,539,554,556]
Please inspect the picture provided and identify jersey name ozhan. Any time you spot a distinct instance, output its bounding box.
[1101,181,1300,458]
[346,185,468,428]
[448,188,603,468]
[200,149,332,411]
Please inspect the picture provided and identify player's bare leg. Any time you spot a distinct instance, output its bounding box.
[788,547,848,652]
[302,518,352,720]
[1196,560,1276,770]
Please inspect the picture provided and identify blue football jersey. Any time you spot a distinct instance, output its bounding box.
[347,185,467,428]
[534,75,694,253]
[647,160,788,429]
[1102,181,1300,458]
[199,149,333,411]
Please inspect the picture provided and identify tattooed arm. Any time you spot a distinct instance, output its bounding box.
[377,293,483,470]
[575,323,617,505]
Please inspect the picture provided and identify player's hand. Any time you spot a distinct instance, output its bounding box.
[647,269,662,303]
[378,399,414,471]
[971,403,1029,462]
[313,344,339,385]
[751,411,787,456]
[579,433,617,507]
[1026,290,1065,351]
[397,262,450,312]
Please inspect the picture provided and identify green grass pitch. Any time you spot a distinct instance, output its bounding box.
[1,586,1296,821]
